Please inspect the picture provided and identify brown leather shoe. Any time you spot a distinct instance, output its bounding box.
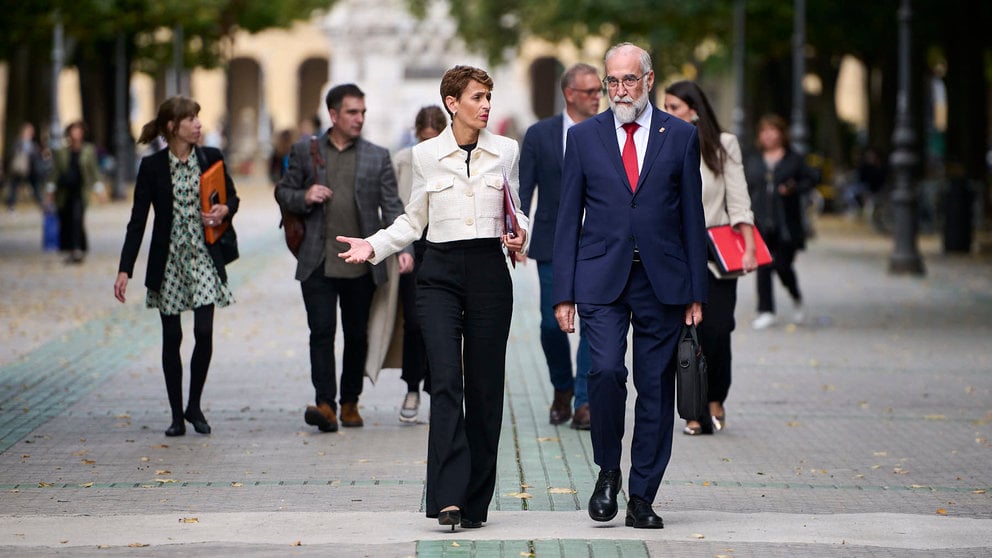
[570,403,591,430]
[549,389,573,425]
[340,402,364,427]
[304,402,338,432]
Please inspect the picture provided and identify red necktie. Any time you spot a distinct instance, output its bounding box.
[622,122,639,192]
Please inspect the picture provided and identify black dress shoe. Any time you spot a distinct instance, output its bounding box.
[460,518,483,529]
[437,509,461,531]
[184,410,211,434]
[588,468,622,521]
[165,421,186,437]
[625,495,664,528]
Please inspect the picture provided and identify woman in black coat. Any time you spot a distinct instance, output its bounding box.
[114,96,239,436]
[744,114,815,330]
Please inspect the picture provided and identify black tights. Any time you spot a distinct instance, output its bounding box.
[160,305,214,423]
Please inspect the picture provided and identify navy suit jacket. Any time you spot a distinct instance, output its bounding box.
[519,113,564,262]
[552,106,708,307]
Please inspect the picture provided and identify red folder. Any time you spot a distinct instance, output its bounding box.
[502,171,519,268]
[706,225,772,278]
[200,160,228,245]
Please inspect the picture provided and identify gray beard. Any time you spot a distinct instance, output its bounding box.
[610,91,649,123]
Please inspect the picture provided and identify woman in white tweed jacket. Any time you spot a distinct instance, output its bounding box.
[338,66,528,531]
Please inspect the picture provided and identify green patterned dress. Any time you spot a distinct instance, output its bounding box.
[146,151,234,315]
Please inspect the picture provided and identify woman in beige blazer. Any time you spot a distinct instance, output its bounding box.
[339,66,528,531]
[664,80,757,436]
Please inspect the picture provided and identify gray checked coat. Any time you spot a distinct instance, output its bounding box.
[275,130,407,285]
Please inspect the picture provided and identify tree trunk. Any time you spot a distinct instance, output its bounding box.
[4,43,52,158]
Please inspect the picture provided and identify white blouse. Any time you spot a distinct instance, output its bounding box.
[367,126,530,264]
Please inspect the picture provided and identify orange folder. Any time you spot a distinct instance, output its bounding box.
[200,160,228,245]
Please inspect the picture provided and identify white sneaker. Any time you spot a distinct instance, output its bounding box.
[399,392,420,423]
[792,304,805,324]
[751,312,777,330]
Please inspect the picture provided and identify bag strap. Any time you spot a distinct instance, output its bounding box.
[309,136,325,184]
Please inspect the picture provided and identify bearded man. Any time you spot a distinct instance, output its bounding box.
[552,42,708,529]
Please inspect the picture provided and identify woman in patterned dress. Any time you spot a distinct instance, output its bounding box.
[114,96,239,437]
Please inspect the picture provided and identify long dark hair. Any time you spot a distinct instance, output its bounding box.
[664,81,728,176]
[137,96,201,145]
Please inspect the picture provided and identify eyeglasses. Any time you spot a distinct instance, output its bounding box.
[568,86,603,97]
[602,74,647,90]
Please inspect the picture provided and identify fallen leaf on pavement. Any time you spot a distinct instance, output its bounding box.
[81,459,96,465]
[547,487,576,494]
[692,533,705,539]
[936,508,947,515]
[155,470,171,475]
[537,437,559,442]
[155,478,178,483]
[180,517,198,523]
[231,482,243,487]
[291,541,301,546]
[128,543,149,548]
[80,482,93,488]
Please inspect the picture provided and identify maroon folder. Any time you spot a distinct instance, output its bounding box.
[502,171,519,268]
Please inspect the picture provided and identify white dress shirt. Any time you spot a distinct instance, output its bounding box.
[613,103,654,174]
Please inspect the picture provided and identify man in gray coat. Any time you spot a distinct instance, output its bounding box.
[276,83,411,432]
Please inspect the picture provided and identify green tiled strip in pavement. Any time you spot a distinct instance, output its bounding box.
[0,233,283,454]
[0,303,160,453]
[1,477,986,493]
[416,539,649,558]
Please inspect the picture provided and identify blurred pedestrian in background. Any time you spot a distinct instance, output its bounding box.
[115,96,239,437]
[664,80,756,435]
[390,105,446,423]
[6,122,45,211]
[744,114,815,330]
[519,62,601,430]
[51,120,100,264]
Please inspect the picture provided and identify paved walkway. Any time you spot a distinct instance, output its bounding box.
[0,182,990,557]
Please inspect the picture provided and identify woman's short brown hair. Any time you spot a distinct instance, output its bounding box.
[439,66,494,117]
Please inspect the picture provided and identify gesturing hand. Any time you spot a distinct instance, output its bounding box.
[337,236,374,263]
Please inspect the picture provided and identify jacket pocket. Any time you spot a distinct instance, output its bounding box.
[426,176,459,221]
[577,238,606,260]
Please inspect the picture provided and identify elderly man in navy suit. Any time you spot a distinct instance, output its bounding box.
[553,43,708,529]
[518,62,601,430]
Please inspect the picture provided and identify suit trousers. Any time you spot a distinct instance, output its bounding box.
[400,240,430,393]
[300,267,375,409]
[417,239,512,522]
[578,261,681,503]
[536,261,590,408]
[697,272,737,405]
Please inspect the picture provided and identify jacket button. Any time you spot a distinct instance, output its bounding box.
[631,202,637,208]
[465,218,474,226]
[466,190,474,197]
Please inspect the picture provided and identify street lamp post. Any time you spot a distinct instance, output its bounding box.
[49,10,64,151]
[888,0,925,274]
[790,0,808,154]
[112,33,129,200]
[732,0,746,140]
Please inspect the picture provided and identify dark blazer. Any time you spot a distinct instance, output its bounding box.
[118,146,239,291]
[744,148,813,249]
[274,130,404,285]
[519,114,564,262]
[553,106,708,307]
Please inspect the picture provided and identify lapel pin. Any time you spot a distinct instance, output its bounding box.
[659,127,666,133]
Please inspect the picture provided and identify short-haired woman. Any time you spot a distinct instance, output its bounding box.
[337,66,529,530]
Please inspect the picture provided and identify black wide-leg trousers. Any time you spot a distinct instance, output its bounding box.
[417,239,512,523]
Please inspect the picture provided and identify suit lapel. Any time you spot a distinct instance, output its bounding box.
[636,108,671,194]
[594,111,630,191]
[552,114,564,170]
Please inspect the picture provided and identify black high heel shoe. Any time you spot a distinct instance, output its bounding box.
[437,509,461,531]
[184,410,211,434]
[165,420,186,437]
